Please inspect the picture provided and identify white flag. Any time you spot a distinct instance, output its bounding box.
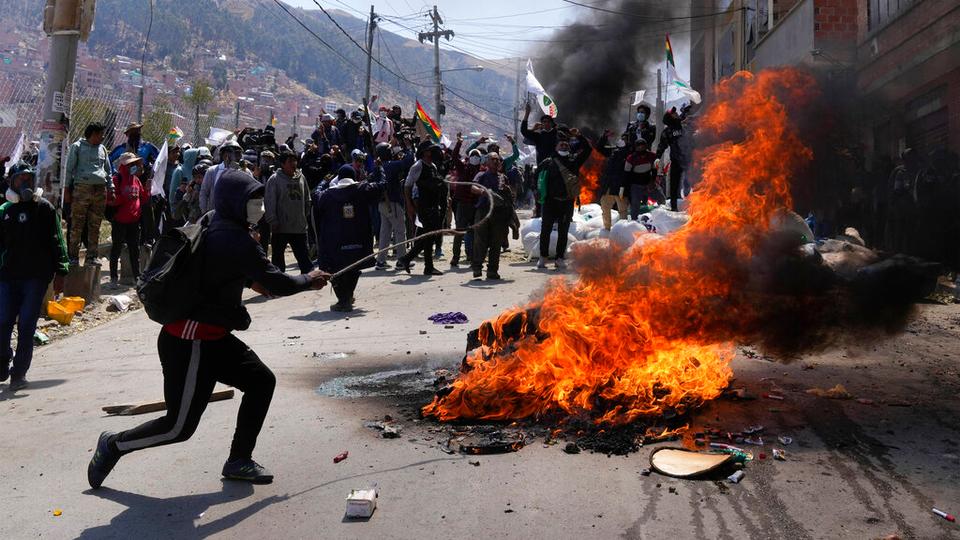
[525,59,558,118]
[5,133,24,173]
[151,140,168,198]
[631,90,646,106]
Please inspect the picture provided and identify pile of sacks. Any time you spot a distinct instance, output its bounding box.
[519,202,691,259]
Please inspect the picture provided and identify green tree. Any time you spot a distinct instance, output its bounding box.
[141,96,174,146]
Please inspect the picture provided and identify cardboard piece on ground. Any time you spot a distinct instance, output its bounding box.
[102,389,235,415]
[649,447,734,478]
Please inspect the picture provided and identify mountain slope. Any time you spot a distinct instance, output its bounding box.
[80,0,518,134]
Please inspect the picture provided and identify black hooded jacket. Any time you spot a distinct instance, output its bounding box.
[191,169,310,331]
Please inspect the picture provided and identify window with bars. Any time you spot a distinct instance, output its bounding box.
[867,0,915,32]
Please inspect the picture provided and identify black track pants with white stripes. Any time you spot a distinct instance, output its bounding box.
[114,331,276,461]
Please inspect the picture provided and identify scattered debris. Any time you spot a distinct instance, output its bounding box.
[727,470,745,483]
[382,425,402,439]
[106,295,133,312]
[345,488,378,519]
[773,449,786,461]
[418,330,427,335]
[932,508,956,523]
[744,437,764,446]
[460,431,525,455]
[778,436,793,445]
[563,442,581,454]
[743,425,764,435]
[52,509,62,517]
[286,335,300,339]
[428,312,469,325]
[649,448,734,478]
[334,451,349,463]
[468,460,481,466]
[806,384,852,399]
[762,392,784,400]
[640,468,651,476]
[33,331,50,346]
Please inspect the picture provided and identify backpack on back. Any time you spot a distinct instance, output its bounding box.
[136,212,212,324]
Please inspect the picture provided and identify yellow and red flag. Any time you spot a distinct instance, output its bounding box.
[415,100,442,142]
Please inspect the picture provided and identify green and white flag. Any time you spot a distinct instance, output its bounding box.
[526,59,558,118]
[665,34,701,104]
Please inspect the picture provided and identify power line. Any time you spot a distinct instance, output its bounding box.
[560,0,748,22]
[309,0,433,88]
[269,0,361,71]
[445,86,515,122]
[445,6,574,22]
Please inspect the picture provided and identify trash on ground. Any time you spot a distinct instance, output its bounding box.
[334,451,349,463]
[762,392,784,400]
[459,431,525,455]
[345,488,378,519]
[932,508,956,522]
[649,447,734,478]
[727,470,745,483]
[778,436,793,445]
[33,331,50,345]
[468,460,481,466]
[382,424,402,438]
[52,509,62,517]
[563,442,581,454]
[773,448,786,461]
[427,312,469,325]
[106,295,133,312]
[806,384,852,399]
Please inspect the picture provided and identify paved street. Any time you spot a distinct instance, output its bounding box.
[1,246,959,539]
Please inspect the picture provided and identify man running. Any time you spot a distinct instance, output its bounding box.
[87,168,330,488]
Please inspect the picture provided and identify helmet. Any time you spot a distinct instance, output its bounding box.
[7,161,35,181]
[375,142,392,161]
[192,162,211,177]
[219,140,242,153]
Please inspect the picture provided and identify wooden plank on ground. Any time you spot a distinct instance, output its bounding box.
[102,389,235,416]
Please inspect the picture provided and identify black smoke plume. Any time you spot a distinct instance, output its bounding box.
[535,0,684,130]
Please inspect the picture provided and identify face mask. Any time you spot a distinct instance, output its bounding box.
[616,140,626,148]
[557,150,570,157]
[246,199,265,226]
[637,112,648,122]
[129,165,140,175]
[469,156,481,166]
[5,188,20,203]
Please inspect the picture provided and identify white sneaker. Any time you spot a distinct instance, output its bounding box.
[555,258,567,270]
[536,257,548,269]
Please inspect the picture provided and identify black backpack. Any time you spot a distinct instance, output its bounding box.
[136,212,212,324]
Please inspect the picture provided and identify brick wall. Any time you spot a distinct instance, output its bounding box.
[813,0,859,41]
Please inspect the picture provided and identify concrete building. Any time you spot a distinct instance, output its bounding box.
[696,0,960,163]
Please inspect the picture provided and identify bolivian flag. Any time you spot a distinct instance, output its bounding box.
[665,34,701,104]
[415,100,442,143]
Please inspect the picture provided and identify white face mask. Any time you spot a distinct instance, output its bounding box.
[637,112,648,122]
[469,156,481,166]
[616,139,626,148]
[246,199,265,225]
[5,188,20,203]
[556,150,570,157]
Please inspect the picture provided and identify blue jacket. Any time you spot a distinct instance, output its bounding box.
[382,150,414,204]
[313,170,386,273]
[189,170,310,331]
[110,141,160,172]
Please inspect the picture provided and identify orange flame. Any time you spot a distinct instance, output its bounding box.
[578,154,605,204]
[424,69,818,425]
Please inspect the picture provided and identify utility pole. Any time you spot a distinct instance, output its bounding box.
[655,68,664,151]
[234,100,240,130]
[137,0,154,122]
[513,57,521,141]
[292,102,299,145]
[41,0,94,205]
[419,6,453,129]
[363,5,377,134]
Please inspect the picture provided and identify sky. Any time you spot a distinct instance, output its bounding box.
[286,0,594,60]
[285,0,691,77]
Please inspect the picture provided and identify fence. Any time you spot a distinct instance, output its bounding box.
[0,71,45,158]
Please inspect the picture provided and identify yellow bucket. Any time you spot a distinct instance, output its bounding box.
[46,301,75,326]
[60,296,86,313]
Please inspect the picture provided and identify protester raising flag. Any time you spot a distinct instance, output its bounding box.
[665,34,702,104]
[526,59,557,118]
[415,100,442,143]
[631,90,646,106]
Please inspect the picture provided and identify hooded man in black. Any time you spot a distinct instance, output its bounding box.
[87,169,330,489]
[656,105,691,211]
